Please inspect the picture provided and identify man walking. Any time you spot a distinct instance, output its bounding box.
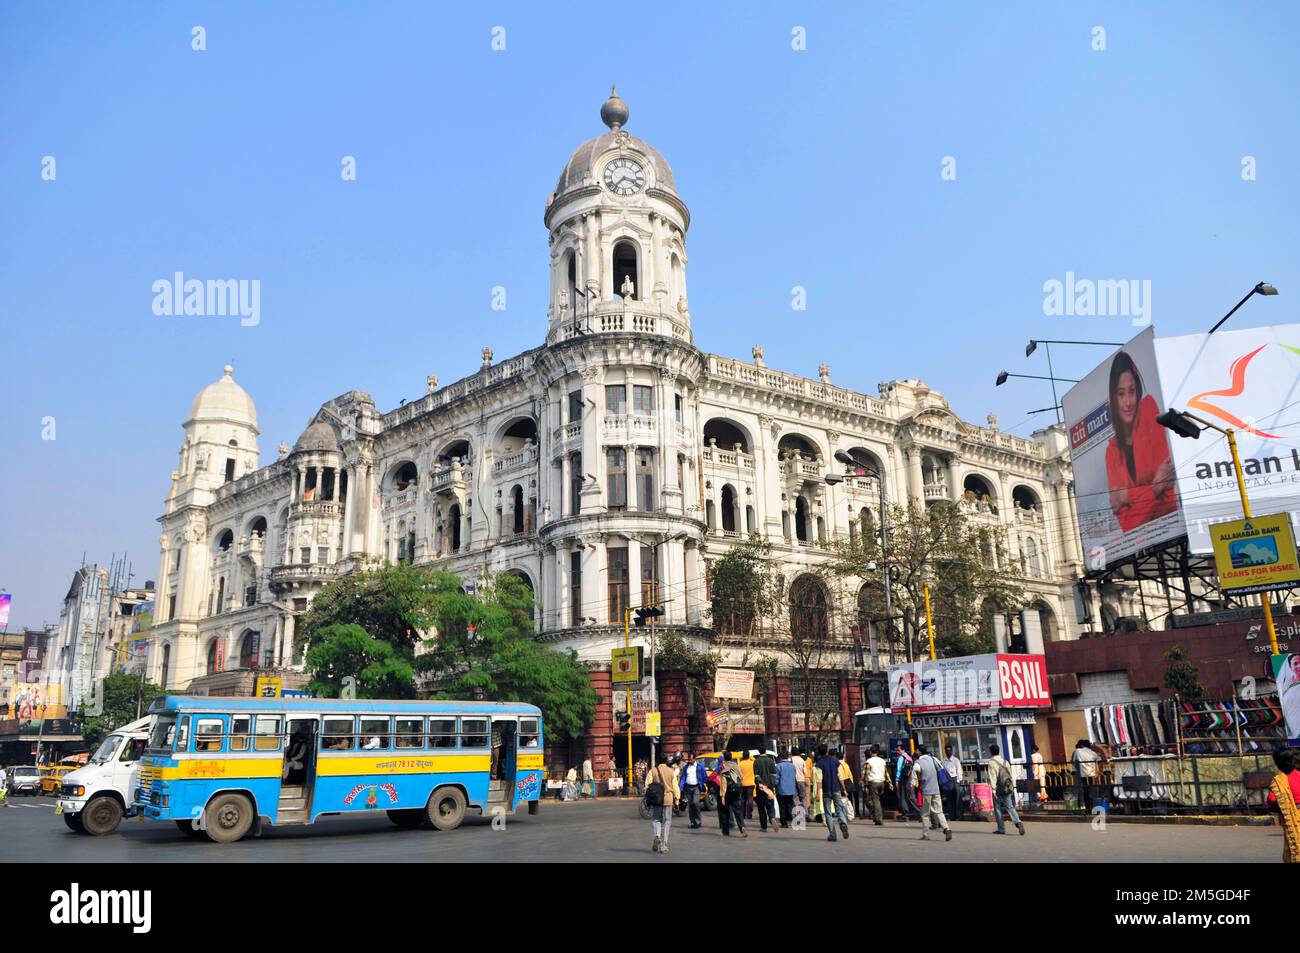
[837,751,856,820]
[891,743,917,821]
[722,752,747,837]
[814,744,851,842]
[987,743,1026,836]
[645,754,680,853]
[582,756,596,798]
[753,747,779,831]
[943,744,964,821]
[738,751,757,821]
[680,753,706,829]
[1072,740,1101,812]
[776,749,797,828]
[793,747,808,810]
[912,745,952,841]
[863,745,887,826]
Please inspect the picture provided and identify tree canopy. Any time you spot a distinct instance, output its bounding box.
[76,672,163,747]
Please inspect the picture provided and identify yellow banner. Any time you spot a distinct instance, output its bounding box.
[1210,513,1300,595]
[139,758,282,782]
[518,753,545,770]
[315,753,490,777]
[611,646,642,684]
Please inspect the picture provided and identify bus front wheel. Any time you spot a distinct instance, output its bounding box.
[204,793,255,843]
[426,787,467,831]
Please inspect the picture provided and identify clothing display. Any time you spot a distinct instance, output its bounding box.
[1082,702,1171,754]
[1173,697,1286,754]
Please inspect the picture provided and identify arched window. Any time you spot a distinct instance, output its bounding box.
[392,461,418,492]
[706,498,716,530]
[962,474,997,513]
[512,485,525,535]
[449,504,462,552]
[239,631,261,669]
[702,418,750,454]
[778,433,820,460]
[789,576,829,644]
[159,644,170,690]
[746,505,756,534]
[1024,537,1041,576]
[1012,485,1041,511]
[613,240,638,299]
[247,516,267,538]
[721,485,737,532]
[216,529,234,552]
[565,251,577,313]
[206,639,221,675]
[1036,601,1060,644]
[859,507,875,541]
[794,497,810,542]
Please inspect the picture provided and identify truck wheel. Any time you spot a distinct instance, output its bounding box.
[203,793,255,843]
[425,787,467,831]
[80,796,124,836]
[387,809,423,829]
[63,813,85,833]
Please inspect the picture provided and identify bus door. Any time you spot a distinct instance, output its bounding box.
[489,718,518,809]
[281,717,318,811]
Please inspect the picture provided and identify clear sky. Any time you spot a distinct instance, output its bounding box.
[2,2,1297,629]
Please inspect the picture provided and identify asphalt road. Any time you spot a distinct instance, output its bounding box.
[2,794,1284,863]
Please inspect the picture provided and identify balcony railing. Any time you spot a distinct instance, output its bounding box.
[291,500,341,518]
[493,447,538,476]
[547,300,692,345]
[269,564,341,587]
[923,481,948,502]
[702,446,756,469]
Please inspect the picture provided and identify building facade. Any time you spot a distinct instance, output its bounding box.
[146,90,1094,761]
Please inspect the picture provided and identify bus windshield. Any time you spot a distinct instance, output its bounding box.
[148,715,177,751]
[90,734,122,763]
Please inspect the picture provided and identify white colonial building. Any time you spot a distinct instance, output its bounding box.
[146,90,1096,707]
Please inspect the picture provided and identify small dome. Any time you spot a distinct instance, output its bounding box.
[293,419,339,454]
[187,365,257,429]
[554,88,676,199]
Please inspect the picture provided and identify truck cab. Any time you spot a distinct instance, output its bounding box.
[56,717,150,835]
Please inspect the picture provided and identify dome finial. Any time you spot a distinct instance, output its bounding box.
[223,363,234,377]
[600,85,629,130]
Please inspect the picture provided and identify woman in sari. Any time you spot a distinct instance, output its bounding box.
[1104,352,1178,531]
[1267,748,1300,864]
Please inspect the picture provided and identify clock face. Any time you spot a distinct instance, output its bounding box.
[603,157,645,196]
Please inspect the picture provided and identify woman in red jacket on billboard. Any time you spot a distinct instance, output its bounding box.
[1105,351,1178,531]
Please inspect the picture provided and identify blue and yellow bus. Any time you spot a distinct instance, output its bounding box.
[133,695,544,843]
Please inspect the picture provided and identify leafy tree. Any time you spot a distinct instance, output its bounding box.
[304,623,416,699]
[1162,645,1207,701]
[821,500,1026,661]
[415,571,598,743]
[707,534,785,641]
[76,673,163,747]
[298,561,443,652]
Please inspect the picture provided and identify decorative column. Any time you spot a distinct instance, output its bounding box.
[586,667,614,780]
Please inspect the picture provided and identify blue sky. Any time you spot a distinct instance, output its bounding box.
[2,2,1297,628]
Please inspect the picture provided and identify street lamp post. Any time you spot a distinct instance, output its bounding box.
[1208,282,1278,335]
[1156,408,1281,654]
[994,372,1080,423]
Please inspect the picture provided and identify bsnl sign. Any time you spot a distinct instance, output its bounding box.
[996,654,1051,708]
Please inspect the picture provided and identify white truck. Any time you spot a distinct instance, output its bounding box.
[55,716,151,835]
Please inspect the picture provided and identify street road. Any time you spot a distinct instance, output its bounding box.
[3,795,1283,862]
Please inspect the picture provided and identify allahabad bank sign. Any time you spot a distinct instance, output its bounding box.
[888,654,1050,713]
[1063,323,1300,568]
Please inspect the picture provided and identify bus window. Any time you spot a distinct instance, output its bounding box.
[229,715,251,751]
[194,717,224,752]
[254,715,283,751]
[322,717,355,750]
[428,718,457,748]
[460,718,488,748]
[359,718,391,750]
[395,717,424,749]
[519,717,540,748]
[176,717,190,752]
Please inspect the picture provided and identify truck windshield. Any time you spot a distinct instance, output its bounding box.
[148,716,177,750]
[90,735,122,763]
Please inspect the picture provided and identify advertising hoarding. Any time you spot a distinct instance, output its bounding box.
[1064,323,1300,569]
[1272,654,1300,748]
[713,667,755,700]
[610,646,643,685]
[1061,327,1184,568]
[1209,514,1300,596]
[887,654,1049,713]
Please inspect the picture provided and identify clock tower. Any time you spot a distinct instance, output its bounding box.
[544,87,692,343]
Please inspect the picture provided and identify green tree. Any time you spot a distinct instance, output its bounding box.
[305,623,416,699]
[1162,645,1207,701]
[415,571,598,743]
[822,500,1025,660]
[298,561,444,653]
[707,534,785,641]
[76,673,164,747]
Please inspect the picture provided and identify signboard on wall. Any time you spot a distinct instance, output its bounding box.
[611,686,657,733]
[888,654,1050,713]
[1210,514,1300,595]
[610,646,644,685]
[713,667,755,700]
[254,676,282,698]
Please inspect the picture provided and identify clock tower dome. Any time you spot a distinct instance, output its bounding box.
[544,87,691,343]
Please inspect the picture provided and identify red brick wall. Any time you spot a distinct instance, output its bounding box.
[585,668,613,768]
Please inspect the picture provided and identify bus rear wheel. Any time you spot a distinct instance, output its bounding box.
[426,787,467,831]
[387,809,423,829]
[80,795,124,835]
[204,793,255,843]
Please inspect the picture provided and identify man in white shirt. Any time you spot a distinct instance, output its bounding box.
[581,757,595,798]
[793,748,808,809]
[943,745,964,821]
[863,745,888,826]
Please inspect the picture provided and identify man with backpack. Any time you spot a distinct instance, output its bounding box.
[644,754,680,854]
[987,743,1026,836]
[911,744,953,842]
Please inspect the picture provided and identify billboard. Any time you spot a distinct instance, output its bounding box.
[0,682,68,720]
[1272,654,1300,748]
[1063,322,1300,568]
[1210,514,1300,596]
[887,654,1050,713]
[1062,327,1185,568]
[713,667,755,701]
[0,593,10,629]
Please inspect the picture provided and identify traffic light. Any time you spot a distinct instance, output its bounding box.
[633,605,665,627]
[617,711,632,733]
[1156,409,1202,440]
